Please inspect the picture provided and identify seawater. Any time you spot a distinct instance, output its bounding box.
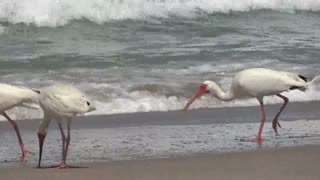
[0,0,320,119]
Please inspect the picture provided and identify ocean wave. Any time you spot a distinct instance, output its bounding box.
[4,76,320,121]
[0,0,320,27]
[1,68,319,121]
[89,79,320,116]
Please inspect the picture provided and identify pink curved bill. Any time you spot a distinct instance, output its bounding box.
[183,87,208,112]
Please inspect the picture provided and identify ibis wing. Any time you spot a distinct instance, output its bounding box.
[53,94,88,114]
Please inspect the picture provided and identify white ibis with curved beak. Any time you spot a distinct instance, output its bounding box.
[37,84,96,169]
[183,68,308,144]
[0,83,40,162]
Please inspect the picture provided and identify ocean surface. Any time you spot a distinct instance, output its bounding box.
[1,0,320,120]
[1,1,320,168]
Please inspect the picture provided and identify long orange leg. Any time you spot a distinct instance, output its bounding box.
[272,94,289,136]
[251,97,266,145]
[3,112,34,162]
[51,117,84,169]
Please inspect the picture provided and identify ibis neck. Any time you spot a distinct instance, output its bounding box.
[38,113,51,135]
[208,83,235,101]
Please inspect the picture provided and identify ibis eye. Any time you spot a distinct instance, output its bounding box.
[87,101,90,106]
[200,84,208,90]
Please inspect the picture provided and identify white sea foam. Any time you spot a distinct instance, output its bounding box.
[88,74,320,116]
[0,69,319,121]
[1,84,319,121]
[0,0,320,26]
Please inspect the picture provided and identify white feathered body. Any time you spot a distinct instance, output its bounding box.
[38,84,95,134]
[39,84,95,119]
[0,83,40,112]
[230,68,308,98]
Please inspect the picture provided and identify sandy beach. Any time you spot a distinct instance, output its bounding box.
[1,101,320,179]
[0,145,319,180]
[1,1,320,179]
[1,101,320,167]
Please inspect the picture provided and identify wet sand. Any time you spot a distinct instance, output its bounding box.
[1,145,320,180]
[1,101,320,166]
[1,101,320,178]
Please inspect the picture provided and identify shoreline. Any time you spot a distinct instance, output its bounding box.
[1,100,320,131]
[1,100,320,169]
[1,145,320,180]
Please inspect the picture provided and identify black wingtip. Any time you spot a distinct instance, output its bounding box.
[299,75,308,82]
[32,89,41,94]
[289,86,299,90]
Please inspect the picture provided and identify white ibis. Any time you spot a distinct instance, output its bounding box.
[0,83,40,162]
[37,84,96,169]
[183,68,308,144]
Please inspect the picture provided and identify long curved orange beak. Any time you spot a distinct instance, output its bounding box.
[183,85,209,112]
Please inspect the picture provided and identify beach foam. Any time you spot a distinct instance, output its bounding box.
[0,0,320,26]
[0,67,319,121]
[90,83,320,116]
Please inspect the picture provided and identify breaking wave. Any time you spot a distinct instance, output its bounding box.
[2,72,320,121]
[0,0,320,27]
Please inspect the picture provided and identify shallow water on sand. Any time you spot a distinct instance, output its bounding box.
[1,102,320,168]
